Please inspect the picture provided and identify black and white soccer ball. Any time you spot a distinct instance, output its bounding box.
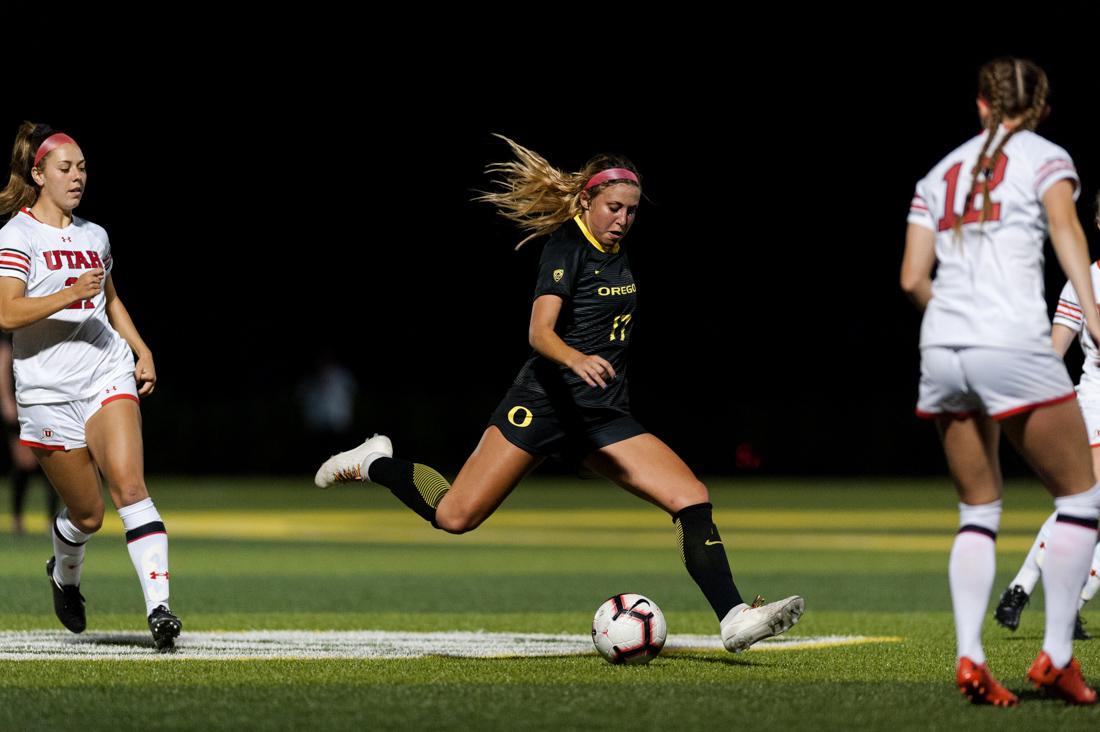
[591,593,667,665]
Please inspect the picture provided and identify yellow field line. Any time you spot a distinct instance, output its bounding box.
[669,635,904,653]
[0,510,1056,552]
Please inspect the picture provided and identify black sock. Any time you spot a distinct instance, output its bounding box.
[367,457,450,524]
[674,502,744,620]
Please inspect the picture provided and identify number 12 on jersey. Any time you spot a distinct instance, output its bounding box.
[936,155,1008,232]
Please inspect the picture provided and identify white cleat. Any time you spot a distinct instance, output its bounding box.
[313,434,393,488]
[720,595,804,653]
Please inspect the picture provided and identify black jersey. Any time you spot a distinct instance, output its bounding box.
[512,216,636,408]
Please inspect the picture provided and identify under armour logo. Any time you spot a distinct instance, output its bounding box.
[60,236,71,243]
[149,571,170,580]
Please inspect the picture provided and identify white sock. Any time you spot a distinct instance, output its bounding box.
[950,500,1001,665]
[1011,511,1057,594]
[51,510,91,586]
[1042,484,1100,668]
[118,498,170,615]
[1080,542,1100,607]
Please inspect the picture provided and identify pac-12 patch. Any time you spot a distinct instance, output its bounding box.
[553,268,564,282]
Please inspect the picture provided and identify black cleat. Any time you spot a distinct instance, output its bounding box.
[1075,614,1092,641]
[46,557,85,633]
[994,585,1029,631]
[147,605,182,652]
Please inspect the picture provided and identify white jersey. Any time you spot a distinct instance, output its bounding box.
[908,126,1079,352]
[1052,263,1100,394]
[0,208,134,404]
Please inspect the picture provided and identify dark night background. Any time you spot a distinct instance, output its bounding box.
[5,16,1098,477]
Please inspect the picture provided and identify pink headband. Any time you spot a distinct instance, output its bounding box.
[33,133,78,168]
[583,168,639,191]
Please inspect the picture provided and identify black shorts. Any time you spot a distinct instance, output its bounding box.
[488,384,646,461]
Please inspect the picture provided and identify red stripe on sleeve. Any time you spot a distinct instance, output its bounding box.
[1058,300,1083,314]
[0,250,30,264]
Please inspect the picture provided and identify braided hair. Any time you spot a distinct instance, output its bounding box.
[953,58,1049,237]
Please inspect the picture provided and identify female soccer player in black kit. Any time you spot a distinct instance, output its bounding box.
[315,137,803,652]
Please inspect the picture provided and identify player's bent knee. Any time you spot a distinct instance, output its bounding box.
[68,505,104,534]
[433,512,478,535]
[433,500,486,535]
[666,481,710,514]
[115,483,150,507]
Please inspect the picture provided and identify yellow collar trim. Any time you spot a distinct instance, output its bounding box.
[574,214,619,254]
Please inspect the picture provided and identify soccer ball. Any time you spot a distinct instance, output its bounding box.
[591,593,667,665]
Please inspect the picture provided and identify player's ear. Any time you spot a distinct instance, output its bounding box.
[579,191,591,211]
[976,96,990,121]
[30,166,45,187]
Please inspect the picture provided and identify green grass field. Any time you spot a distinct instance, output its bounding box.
[2,476,1099,730]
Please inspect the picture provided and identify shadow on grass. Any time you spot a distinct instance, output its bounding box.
[1000,633,1045,642]
[70,633,156,650]
[661,652,766,668]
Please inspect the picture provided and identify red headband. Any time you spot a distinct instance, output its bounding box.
[33,133,78,169]
[583,168,639,191]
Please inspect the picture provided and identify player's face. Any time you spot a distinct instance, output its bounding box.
[582,183,640,248]
[34,144,86,213]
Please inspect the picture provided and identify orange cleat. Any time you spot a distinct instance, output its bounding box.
[1027,652,1097,705]
[956,657,1019,706]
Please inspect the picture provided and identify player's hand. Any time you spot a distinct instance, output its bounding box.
[71,268,105,301]
[569,354,616,389]
[135,352,157,396]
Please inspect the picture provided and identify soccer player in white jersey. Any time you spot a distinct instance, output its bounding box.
[0,122,180,651]
[901,58,1100,705]
[994,192,1100,642]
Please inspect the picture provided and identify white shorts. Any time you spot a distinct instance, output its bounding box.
[1075,388,1100,447]
[18,373,140,451]
[916,346,1075,420]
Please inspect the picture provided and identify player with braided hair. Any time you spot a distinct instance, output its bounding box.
[902,58,1099,705]
[315,135,804,653]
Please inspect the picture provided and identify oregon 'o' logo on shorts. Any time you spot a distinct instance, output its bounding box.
[507,405,533,428]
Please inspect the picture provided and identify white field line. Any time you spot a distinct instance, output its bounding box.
[0,630,899,660]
